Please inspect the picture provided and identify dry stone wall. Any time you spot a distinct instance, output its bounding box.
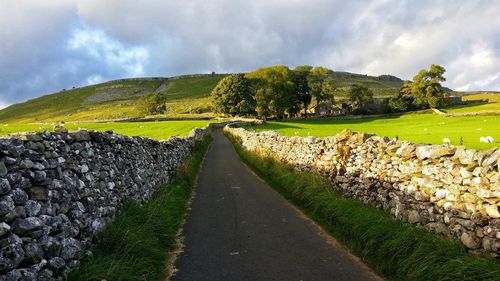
[0,126,211,280]
[226,126,500,255]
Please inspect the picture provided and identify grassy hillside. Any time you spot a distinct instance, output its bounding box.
[0,75,226,123]
[249,113,500,150]
[330,72,403,97]
[0,71,410,123]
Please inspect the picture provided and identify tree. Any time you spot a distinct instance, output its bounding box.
[347,84,374,114]
[411,64,446,108]
[308,66,335,106]
[210,73,255,116]
[246,65,296,120]
[137,93,167,115]
[292,65,313,115]
[388,80,414,112]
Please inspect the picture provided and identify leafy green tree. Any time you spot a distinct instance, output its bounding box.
[388,80,414,112]
[137,93,167,115]
[292,65,313,115]
[347,84,374,114]
[210,73,255,116]
[411,64,446,108]
[254,88,271,119]
[246,65,296,120]
[308,66,335,106]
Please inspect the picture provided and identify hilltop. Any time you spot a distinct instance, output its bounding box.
[0,71,416,123]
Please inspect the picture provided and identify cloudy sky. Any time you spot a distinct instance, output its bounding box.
[0,0,499,108]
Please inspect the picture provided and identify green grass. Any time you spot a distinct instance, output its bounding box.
[0,75,226,123]
[331,72,402,97]
[0,120,215,140]
[162,76,226,101]
[67,133,211,281]
[442,93,500,114]
[249,113,500,150]
[442,103,500,113]
[226,131,500,281]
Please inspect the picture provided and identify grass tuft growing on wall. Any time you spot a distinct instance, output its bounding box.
[67,135,211,281]
[225,131,500,281]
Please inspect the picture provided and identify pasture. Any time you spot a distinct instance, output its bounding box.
[0,120,215,140]
[442,93,500,114]
[249,113,500,150]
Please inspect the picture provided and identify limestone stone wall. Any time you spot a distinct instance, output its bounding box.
[226,126,500,255]
[0,126,211,280]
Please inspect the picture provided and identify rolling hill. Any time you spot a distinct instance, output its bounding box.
[0,71,411,124]
[0,74,227,123]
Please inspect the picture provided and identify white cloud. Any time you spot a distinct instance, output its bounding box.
[0,99,10,110]
[0,0,499,107]
[68,24,149,78]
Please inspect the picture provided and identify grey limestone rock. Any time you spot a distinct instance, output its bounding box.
[0,234,25,273]
[0,179,11,195]
[0,162,7,177]
[11,218,43,235]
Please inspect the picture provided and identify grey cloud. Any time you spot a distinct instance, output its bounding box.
[1,0,499,109]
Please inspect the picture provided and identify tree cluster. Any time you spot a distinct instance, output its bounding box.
[210,65,336,120]
[137,92,168,115]
[347,84,374,114]
[388,64,446,112]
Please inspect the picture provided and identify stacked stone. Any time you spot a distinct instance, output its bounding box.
[226,127,500,256]
[0,127,210,280]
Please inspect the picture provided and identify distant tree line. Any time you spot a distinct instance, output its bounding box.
[136,64,447,118]
[211,65,341,120]
[211,64,448,119]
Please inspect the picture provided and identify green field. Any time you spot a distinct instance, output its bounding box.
[442,93,500,114]
[249,113,500,150]
[0,120,214,140]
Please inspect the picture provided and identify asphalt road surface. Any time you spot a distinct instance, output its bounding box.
[172,130,382,281]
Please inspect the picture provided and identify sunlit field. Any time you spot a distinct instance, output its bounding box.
[250,113,500,150]
[0,120,216,140]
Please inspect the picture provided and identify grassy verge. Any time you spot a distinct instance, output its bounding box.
[225,131,500,281]
[67,134,211,281]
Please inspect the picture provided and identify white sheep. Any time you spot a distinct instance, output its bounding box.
[442,138,450,144]
[480,136,494,143]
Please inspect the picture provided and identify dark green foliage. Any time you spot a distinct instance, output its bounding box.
[347,84,374,114]
[388,65,446,113]
[388,80,414,112]
[244,65,336,119]
[226,132,500,281]
[246,65,296,120]
[137,92,167,115]
[67,136,211,281]
[411,64,446,109]
[309,66,335,106]
[210,73,255,116]
[293,65,313,115]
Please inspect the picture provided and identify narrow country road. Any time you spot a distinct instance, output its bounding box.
[172,130,382,281]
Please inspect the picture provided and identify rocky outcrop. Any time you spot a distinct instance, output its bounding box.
[225,126,500,256]
[0,126,211,280]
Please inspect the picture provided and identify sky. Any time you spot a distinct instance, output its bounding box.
[0,0,499,109]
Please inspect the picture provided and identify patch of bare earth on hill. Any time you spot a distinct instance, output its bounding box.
[82,85,151,105]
